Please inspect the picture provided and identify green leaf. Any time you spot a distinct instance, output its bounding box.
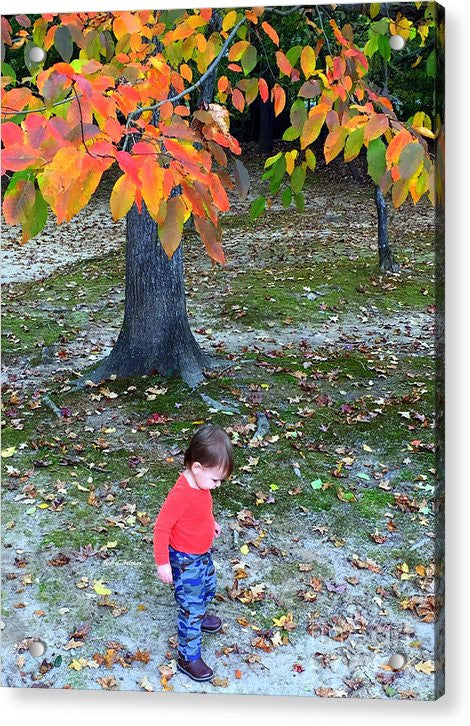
[250,196,266,220]
[281,187,292,208]
[357,472,370,481]
[5,169,35,195]
[310,479,323,490]
[54,25,74,62]
[290,98,307,131]
[371,17,390,35]
[270,176,283,194]
[305,148,316,172]
[364,34,379,58]
[291,165,305,195]
[378,34,391,62]
[426,49,436,78]
[286,45,302,68]
[370,2,381,18]
[367,137,386,184]
[264,152,282,169]
[26,189,48,240]
[398,143,424,180]
[344,127,364,162]
[1,62,16,82]
[272,155,286,182]
[241,44,257,76]
[293,192,305,212]
[282,126,300,141]
[54,655,63,668]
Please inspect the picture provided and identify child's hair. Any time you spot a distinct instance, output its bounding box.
[184,424,234,478]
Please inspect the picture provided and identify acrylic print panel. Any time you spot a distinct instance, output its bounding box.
[1,1,444,700]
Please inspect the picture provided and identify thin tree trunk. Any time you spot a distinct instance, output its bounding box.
[259,71,274,154]
[374,184,399,272]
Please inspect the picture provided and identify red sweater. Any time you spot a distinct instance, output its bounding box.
[153,473,215,566]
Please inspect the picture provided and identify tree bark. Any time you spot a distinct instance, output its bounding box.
[374,184,399,272]
[89,202,216,388]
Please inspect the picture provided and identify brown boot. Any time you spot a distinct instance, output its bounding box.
[177,654,213,682]
[201,613,222,633]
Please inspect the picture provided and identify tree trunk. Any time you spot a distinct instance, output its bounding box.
[89,202,216,388]
[374,184,399,272]
[89,22,226,389]
[259,72,274,155]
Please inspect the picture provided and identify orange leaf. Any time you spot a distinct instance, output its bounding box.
[261,21,279,46]
[386,128,413,167]
[209,172,230,212]
[180,63,192,82]
[174,105,190,116]
[228,40,249,62]
[232,88,245,113]
[139,159,164,222]
[2,179,35,225]
[272,84,286,117]
[194,215,225,265]
[163,138,211,171]
[363,113,389,143]
[218,76,229,93]
[275,51,293,77]
[300,103,329,149]
[324,126,348,163]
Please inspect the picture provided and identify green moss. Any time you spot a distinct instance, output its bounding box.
[220,255,435,330]
[354,489,395,519]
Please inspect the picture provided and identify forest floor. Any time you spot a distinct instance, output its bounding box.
[1,148,438,699]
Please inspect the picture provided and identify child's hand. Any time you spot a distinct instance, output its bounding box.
[214,521,222,538]
[157,564,173,584]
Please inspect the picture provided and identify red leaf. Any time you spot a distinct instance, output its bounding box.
[258,78,269,103]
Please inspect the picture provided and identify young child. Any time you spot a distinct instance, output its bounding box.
[153,424,233,682]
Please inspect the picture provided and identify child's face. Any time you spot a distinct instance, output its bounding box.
[190,462,227,491]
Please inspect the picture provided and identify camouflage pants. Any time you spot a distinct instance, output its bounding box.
[169,546,217,661]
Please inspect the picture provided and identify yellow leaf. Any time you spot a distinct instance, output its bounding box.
[415,660,434,675]
[110,174,136,221]
[93,579,112,596]
[240,544,249,555]
[1,447,16,458]
[363,444,373,452]
[222,9,238,33]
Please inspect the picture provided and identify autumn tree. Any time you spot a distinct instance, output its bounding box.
[246,5,438,272]
[1,6,439,386]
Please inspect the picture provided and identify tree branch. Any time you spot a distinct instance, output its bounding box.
[122,15,247,150]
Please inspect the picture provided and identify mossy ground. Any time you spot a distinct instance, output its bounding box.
[1,164,437,697]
